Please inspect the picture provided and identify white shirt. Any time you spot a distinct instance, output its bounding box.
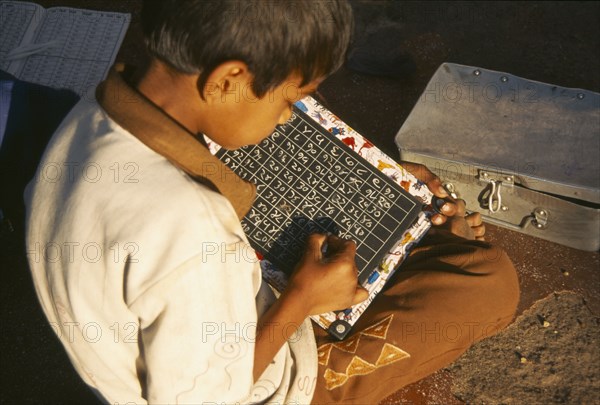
[24,93,317,404]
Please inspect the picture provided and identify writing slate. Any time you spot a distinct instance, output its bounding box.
[216,106,422,284]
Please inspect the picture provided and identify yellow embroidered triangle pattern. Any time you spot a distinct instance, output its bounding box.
[317,344,333,366]
[322,314,412,391]
[360,314,393,339]
[346,356,377,377]
[375,343,411,367]
[332,333,361,354]
[324,368,349,391]
[323,344,411,391]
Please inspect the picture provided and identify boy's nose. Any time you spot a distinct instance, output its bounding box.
[278,106,293,125]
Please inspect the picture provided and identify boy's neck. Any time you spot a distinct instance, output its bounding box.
[135,59,203,134]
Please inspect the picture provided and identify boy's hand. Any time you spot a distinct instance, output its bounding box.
[400,161,485,240]
[401,161,456,224]
[437,199,486,241]
[284,234,369,316]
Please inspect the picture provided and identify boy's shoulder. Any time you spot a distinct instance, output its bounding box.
[29,92,243,242]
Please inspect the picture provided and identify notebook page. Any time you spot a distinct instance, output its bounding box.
[0,1,44,73]
[14,7,130,96]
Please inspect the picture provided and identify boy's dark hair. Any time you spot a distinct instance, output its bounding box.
[141,0,353,98]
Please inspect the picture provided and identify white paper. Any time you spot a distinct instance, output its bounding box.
[0,1,130,96]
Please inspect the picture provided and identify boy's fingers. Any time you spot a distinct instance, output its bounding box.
[427,176,449,199]
[465,212,482,226]
[440,201,458,216]
[401,161,448,198]
[465,212,485,238]
[472,224,486,238]
[351,286,370,306]
[454,199,467,217]
[306,233,327,259]
[326,234,356,257]
[431,199,467,225]
[431,213,447,226]
[446,198,466,216]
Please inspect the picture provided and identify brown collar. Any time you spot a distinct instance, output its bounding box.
[95,64,256,219]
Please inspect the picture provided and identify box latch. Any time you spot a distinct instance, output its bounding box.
[477,169,515,213]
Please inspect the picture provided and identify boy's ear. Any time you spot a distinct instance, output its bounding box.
[199,61,252,102]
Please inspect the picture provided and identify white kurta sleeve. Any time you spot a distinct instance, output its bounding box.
[128,243,264,404]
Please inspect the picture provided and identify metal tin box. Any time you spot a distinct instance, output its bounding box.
[395,63,599,251]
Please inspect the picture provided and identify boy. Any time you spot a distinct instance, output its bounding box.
[24,0,518,403]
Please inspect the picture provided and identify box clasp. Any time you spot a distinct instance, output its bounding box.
[532,208,549,229]
[478,169,515,186]
[478,169,515,214]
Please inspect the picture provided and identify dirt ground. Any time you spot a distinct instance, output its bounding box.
[1,1,599,404]
[449,291,599,404]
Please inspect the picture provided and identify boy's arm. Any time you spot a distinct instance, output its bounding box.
[253,234,368,381]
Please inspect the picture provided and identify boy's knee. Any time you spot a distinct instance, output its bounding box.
[473,245,520,335]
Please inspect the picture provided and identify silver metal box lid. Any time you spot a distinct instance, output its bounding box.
[395,63,600,204]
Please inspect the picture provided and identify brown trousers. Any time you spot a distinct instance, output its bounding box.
[311,231,520,404]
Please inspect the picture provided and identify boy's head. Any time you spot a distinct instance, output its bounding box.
[138,0,353,149]
[141,0,353,98]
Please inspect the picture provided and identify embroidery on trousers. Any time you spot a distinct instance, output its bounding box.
[317,315,411,390]
[323,343,410,390]
[318,314,394,365]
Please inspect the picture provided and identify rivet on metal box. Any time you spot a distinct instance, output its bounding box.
[395,63,600,251]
